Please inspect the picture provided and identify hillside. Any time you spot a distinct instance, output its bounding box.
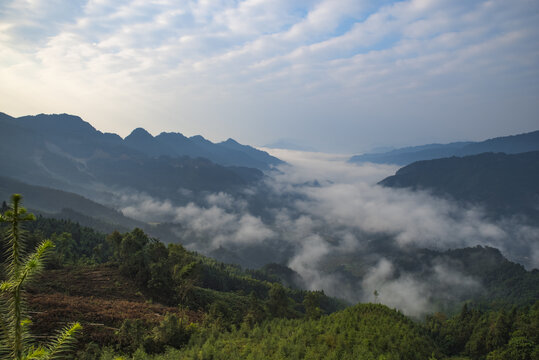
[349,130,539,165]
[1,198,537,359]
[27,265,201,346]
[0,176,190,241]
[177,303,439,360]
[379,151,539,219]
[0,176,141,230]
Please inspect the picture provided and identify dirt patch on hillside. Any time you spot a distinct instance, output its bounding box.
[26,265,203,346]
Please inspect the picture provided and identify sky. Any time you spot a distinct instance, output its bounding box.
[1,0,538,153]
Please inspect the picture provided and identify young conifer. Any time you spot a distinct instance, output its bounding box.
[0,194,81,359]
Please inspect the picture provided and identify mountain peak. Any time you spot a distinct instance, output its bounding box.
[17,113,98,135]
[126,127,153,140]
[0,112,15,121]
[190,135,212,145]
[156,132,188,141]
[224,138,240,145]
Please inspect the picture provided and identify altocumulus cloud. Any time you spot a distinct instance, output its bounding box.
[1,0,538,151]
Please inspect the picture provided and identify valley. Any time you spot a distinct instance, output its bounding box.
[0,112,538,359]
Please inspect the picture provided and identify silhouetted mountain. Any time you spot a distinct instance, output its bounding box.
[123,129,283,170]
[0,112,268,198]
[350,130,539,165]
[379,151,539,219]
[123,127,168,157]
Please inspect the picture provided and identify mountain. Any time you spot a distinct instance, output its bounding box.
[0,176,187,238]
[124,130,283,170]
[1,112,282,170]
[0,112,268,199]
[349,130,539,165]
[379,151,539,219]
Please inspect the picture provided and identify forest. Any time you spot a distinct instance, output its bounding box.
[0,194,537,359]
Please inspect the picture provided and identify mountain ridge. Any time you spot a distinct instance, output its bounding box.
[1,112,283,170]
[379,151,539,220]
[0,112,269,202]
[350,130,539,165]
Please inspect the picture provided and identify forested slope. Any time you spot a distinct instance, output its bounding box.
[0,198,537,360]
[379,151,539,219]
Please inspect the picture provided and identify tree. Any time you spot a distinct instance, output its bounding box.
[303,291,323,320]
[267,283,289,318]
[243,291,266,327]
[0,194,81,359]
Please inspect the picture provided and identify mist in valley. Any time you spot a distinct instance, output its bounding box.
[111,149,539,317]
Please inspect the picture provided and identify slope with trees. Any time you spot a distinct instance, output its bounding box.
[379,151,539,220]
[1,194,537,360]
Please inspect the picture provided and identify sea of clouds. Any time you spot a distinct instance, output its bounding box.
[114,149,539,316]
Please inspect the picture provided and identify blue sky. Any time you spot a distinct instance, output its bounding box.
[1,0,538,152]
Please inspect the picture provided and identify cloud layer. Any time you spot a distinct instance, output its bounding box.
[114,149,539,315]
[1,0,538,151]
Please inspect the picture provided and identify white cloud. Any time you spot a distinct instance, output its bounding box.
[361,258,481,317]
[0,0,537,150]
[110,150,538,315]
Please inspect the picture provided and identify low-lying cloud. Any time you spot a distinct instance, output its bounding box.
[115,149,539,316]
[361,258,481,317]
[120,191,274,250]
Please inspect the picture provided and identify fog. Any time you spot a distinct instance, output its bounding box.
[115,149,539,316]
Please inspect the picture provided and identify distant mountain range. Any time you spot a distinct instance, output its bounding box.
[379,151,539,219]
[0,112,282,199]
[349,130,539,165]
[124,127,283,169]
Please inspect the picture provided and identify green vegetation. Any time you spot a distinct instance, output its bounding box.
[0,194,81,359]
[379,151,539,220]
[173,303,439,360]
[426,303,539,359]
[1,194,537,360]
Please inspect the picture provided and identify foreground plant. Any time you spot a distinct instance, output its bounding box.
[0,194,81,359]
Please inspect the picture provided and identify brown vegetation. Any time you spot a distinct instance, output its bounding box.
[26,265,203,345]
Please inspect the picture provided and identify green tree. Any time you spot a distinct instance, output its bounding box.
[486,310,511,352]
[151,313,195,350]
[267,283,289,318]
[115,319,148,354]
[173,261,200,303]
[0,194,81,359]
[303,291,323,320]
[243,291,266,327]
